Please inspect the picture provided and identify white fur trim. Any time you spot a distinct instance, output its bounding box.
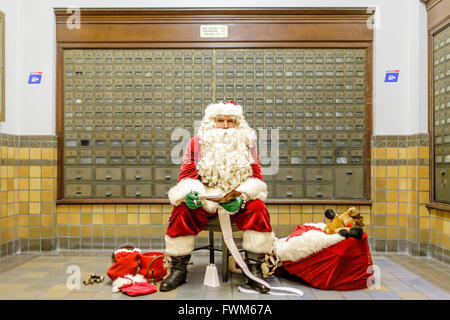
[167,178,206,206]
[111,274,147,293]
[273,228,345,263]
[242,230,274,254]
[165,235,195,256]
[236,178,268,202]
[204,102,244,121]
[113,248,141,255]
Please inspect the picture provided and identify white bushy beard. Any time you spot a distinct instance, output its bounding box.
[197,127,255,193]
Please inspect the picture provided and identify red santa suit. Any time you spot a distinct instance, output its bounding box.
[164,102,274,258]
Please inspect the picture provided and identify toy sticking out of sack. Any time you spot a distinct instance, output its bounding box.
[107,243,168,295]
[269,207,373,291]
[323,206,364,239]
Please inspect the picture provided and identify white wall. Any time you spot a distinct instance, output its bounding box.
[1,0,428,136]
[0,1,21,135]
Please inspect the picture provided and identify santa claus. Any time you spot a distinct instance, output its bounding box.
[160,101,273,293]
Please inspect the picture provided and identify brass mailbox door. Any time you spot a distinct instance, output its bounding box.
[334,166,364,199]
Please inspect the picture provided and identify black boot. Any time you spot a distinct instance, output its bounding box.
[160,254,190,292]
[244,251,270,294]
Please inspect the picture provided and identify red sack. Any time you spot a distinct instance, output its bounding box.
[107,250,140,281]
[282,233,373,291]
[119,277,157,296]
[138,252,167,282]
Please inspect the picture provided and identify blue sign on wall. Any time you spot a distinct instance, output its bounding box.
[385,70,400,83]
[28,72,43,84]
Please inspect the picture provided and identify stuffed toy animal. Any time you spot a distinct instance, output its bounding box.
[323,207,364,239]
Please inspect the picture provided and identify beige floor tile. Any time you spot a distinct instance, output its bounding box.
[312,290,344,300]
[64,291,98,300]
[21,272,50,278]
[9,290,44,300]
[396,291,429,300]
[0,283,28,291]
[364,284,390,292]
[38,290,71,300]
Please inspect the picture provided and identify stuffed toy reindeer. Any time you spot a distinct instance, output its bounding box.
[323,207,364,239]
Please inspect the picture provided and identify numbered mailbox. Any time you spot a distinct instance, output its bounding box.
[125,185,152,198]
[109,150,123,164]
[305,184,333,199]
[125,167,152,181]
[65,167,93,181]
[139,150,152,164]
[139,133,152,147]
[95,167,122,181]
[350,149,364,164]
[155,167,179,182]
[335,166,364,199]
[435,166,450,202]
[64,133,78,147]
[274,184,304,198]
[79,150,93,165]
[290,150,304,165]
[320,149,334,165]
[305,167,333,181]
[65,184,92,198]
[64,149,78,165]
[95,184,122,198]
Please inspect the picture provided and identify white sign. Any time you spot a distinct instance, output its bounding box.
[200,25,228,38]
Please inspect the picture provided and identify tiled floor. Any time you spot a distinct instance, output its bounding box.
[0,250,448,300]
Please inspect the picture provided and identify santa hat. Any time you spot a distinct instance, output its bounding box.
[107,248,142,291]
[203,101,244,122]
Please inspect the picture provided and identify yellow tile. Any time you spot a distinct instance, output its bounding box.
[41,148,54,160]
[419,166,429,178]
[399,166,407,178]
[139,205,151,213]
[374,166,386,178]
[387,190,398,202]
[19,148,29,160]
[372,203,385,214]
[18,227,29,238]
[140,214,150,225]
[396,291,429,300]
[19,215,28,226]
[150,204,163,213]
[398,148,407,159]
[41,178,53,190]
[408,166,418,178]
[29,148,41,160]
[386,147,398,159]
[29,166,41,178]
[128,213,138,225]
[387,166,398,178]
[386,203,398,214]
[386,178,398,190]
[92,214,103,225]
[387,215,398,226]
[419,179,429,192]
[80,205,92,214]
[270,213,278,224]
[58,213,68,225]
[19,191,29,202]
[42,191,53,202]
[278,214,289,225]
[150,214,162,225]
[399,203,407,214]
[374,148,386,159]
[408,147,418,159]
[116,214,127,225]
[116,205,128,213]
[313,204,325,214]
[419,191,428,204]
[104,204,115,213]
[80,213,92,225]
[418,146,429,159]
[290,213,301,225]
[69,214,80,225]
[375,178,386,189]
[419,217,429,229]
[42,215,52,226]
[104,213,115,225]
[29,203,41,215]
[92,205,104,213]
[127,205,139,213]
[41,166,53,178]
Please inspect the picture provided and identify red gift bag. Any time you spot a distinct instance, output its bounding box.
[138,252,167,283]
[282,233,373,291]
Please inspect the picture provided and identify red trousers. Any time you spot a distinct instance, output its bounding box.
[166,200,272,237]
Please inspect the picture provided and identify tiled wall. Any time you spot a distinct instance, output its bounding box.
[0,133,449,264]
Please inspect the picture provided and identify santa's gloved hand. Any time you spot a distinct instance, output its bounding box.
[185,191,202,210]
[220,196,243,212]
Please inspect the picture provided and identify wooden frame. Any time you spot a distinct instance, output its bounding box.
[0,11,4,122]
[55,8,374,204]
[425,0,450,211]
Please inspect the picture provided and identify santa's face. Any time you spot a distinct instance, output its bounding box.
[214,115,236,129]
